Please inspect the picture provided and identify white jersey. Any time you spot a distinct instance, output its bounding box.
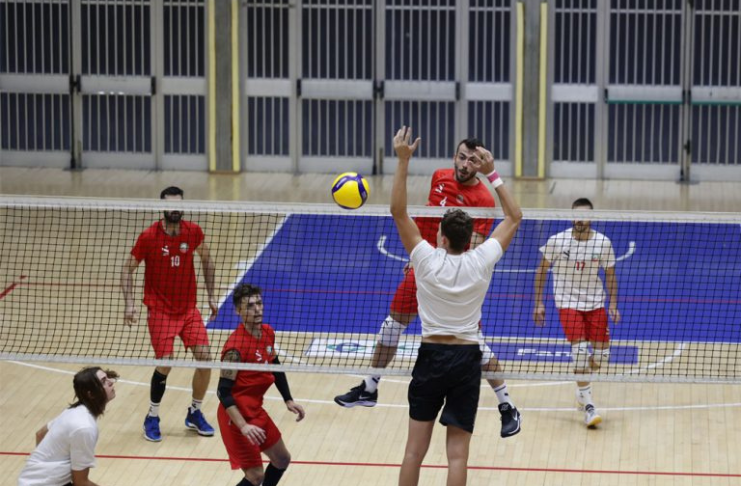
[18,406,98,486]
[540,228,616,311]
[410,238,504,341]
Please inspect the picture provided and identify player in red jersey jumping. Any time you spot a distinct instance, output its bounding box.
[217,283,305,486]
[334,138,521,438]
[121,186,218,442]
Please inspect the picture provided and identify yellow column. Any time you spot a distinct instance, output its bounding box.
[231,0,240,172]
[515,2,525,177]
[538,2,548,179]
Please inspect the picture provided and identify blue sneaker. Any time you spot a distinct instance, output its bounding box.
[143,415,162,442]
[185,408,214,436]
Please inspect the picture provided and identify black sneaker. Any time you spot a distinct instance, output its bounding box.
[498,403,522,438]
[334,381,378,408]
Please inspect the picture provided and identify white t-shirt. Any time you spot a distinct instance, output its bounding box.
[18,406,99,486]
[540,228,616,311]
[410,238,504,341]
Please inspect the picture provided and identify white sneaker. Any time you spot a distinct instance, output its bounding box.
[584,405,602,428]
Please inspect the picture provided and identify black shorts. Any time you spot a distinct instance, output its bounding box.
[408,343,482,433]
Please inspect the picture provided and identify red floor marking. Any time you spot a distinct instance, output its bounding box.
[0,275,27,300]
[1,451,739,478]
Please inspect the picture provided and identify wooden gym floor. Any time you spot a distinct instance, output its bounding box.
[0,166,739,485]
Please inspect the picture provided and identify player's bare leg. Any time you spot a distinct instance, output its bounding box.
[190,344,212,400]
[445,426,472,486]
[334,311,415,408]
[261,438,292,486]
[371,311,416,367]
[399,418,435,486]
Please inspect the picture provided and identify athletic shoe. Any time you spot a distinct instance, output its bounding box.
[498,402,522,438]
[143,415,162,442]
[334,382,378,408]
[584,404,602,428]
[185,408,215,436]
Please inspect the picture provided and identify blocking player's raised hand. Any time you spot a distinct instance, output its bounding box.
[393,126,421,161]
[473,146,496,175]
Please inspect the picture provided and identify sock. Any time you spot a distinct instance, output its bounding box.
[494,384,514,406]
[262,464,287,486]
[578,384,594,406]
[149,370,168,416]
[190,398,203,413]
[236,478,256,486]
[363,375,381,393]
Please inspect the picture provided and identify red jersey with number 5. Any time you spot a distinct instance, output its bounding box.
[221,324,277,413]
[415,168,497,245]
[131,220,204,315]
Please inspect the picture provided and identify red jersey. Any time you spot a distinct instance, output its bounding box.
[221,324,278,413]
[415,168,496,245]
[131,220,204,315]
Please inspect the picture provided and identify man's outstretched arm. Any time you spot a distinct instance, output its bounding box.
[390,126,423,255]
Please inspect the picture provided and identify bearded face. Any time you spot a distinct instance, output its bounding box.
[453,145,480,184]
[572,205,592,234]
[163,210,182,224]
[163,194,184,223]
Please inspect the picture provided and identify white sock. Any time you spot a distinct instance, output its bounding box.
[578,385,594,406]
[494,384,514,406]
[364,375,381,393]
[148,402,160,417]
[190,398,203,412]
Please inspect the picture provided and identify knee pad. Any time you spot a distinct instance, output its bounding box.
[591,347,610,368]
[377,317,406,347]
[571,342,590,371]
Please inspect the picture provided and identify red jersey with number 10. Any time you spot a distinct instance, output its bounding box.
[221,324,278,413]
[415,168,496,245]
[131,220,204,315]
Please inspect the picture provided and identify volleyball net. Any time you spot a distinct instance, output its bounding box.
[0,196,738,384]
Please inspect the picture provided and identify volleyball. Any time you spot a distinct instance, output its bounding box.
[331,172,370,209]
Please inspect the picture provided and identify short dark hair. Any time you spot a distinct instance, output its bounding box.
[440,209,474,253]
[232,283,262,307]
[71,366,118,418]
[455,138,484,156]
[572,197,593,209]
[160,186,184,199]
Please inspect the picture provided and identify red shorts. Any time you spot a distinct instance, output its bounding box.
[217,404,282,470]
[558,308,610,343]
[390,269,418,315]
[146,307,209,358]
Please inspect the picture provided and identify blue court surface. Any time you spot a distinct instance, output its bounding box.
[209,215,741,351]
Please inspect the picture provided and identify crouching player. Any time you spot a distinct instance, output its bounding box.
[217,284,306,486]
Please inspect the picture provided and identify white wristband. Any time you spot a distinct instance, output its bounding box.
[490,178,504,188]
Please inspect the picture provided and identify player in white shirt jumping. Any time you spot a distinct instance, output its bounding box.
[391,126,523,486]
[533,198,621,428]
